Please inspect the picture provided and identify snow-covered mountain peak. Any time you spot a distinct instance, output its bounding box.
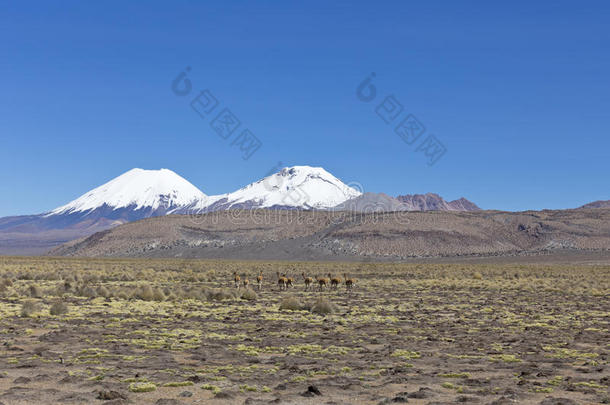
[205,165,362,210]
[48,168,208,215]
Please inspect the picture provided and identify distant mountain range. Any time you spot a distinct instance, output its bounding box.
[0,166,604,255]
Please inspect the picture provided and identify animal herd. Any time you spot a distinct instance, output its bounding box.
[232,271,355,292]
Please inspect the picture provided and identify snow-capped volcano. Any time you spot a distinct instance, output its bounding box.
[48,168,208,216]
[0,168,210,255]
[202,166,362,211]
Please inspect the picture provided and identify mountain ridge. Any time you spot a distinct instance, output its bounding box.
[49,207,610,260]
[3,165,604,257]
[579,200,610,209]
[396,193,481,211]
[195,166,362,212]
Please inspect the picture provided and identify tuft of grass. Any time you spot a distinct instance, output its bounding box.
[279,296,302,311]
[21,299,40,317]
[488,354,521,363]
[152,288,166,301]
[96,286,110,298]
[392,349,421,360]
[134,284,154,301]
[49,300,69,316]
[201,384,221,395]
[28,284,43,298]
[128,382,156,392]
[240,288,258,301]
[207,288,236,301]
[311,298,335,315]
[531,387,553,393]
[573,381,604,389]
[79,286,98,298]
[116,291,129,300]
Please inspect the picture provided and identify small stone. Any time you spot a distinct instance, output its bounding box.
[488,398,516,405]
[301,385,322,397]
[407,387,434,399]
[96,390,127,400]
[155,399,182,405]
[539,398,578,405]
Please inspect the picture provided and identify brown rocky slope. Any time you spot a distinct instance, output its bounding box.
[49,208,610,260]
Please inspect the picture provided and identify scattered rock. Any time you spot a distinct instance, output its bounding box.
[155,399,182,405]
[179,391,192,397]
[13,376,31,384]
[104,400,128,405]
[457,396,479,402]
[58,375,80,384]
[407,387,434,399]
[301,385,322,397]
[539,398,578,405]
[244,398,271,405]
[488,397,516,405]
[96,390,127,400]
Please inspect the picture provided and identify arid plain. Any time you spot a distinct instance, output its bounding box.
[0,256,608,405]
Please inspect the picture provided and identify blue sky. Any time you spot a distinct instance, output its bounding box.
[1,0,609,216]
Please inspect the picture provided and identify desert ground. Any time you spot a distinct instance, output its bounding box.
[0,256,608,404]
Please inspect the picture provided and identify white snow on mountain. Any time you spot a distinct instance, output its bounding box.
[203,166,362,210]
[48,168,208,215]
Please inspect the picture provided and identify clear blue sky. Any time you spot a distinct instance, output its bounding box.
[1,0,609,216]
